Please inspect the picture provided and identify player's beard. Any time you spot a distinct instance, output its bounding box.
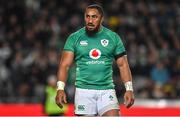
[85,23,101,37]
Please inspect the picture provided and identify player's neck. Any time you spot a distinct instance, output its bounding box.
[85,25,103,37]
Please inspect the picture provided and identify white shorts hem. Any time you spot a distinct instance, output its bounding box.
[99,104,120,116]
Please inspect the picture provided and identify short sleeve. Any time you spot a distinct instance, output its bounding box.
[63,33,76,52]
[113,33,126,59]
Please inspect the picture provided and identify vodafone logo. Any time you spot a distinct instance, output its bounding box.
[89,48,101,59]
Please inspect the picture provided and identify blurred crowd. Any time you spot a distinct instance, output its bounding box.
[0,0,179,103]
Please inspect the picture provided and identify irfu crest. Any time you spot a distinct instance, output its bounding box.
[101,39,109,47]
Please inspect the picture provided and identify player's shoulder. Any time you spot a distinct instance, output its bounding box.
[102,26,119,38]
[70,27,85,37]
[66,27,85,43]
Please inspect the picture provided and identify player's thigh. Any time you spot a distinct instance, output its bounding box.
[75,88,97,115]
[97,89,120,116]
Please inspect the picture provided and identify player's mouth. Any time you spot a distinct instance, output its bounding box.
[87,23,94,27]
[87,24,95,29]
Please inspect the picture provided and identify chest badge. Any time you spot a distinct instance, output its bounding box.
[101,39,109,47]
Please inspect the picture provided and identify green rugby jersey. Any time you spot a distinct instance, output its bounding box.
[64,26,126,89]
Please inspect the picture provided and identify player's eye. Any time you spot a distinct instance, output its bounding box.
[86,15,90,18]
[92,15,97,19]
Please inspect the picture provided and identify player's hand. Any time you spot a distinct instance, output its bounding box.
[124,91,135,108]
[55,90,67,108]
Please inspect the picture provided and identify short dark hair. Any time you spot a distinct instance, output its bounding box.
[86,4,104,17]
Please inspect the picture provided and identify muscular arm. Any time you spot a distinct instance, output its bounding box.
[116,55,134,108]
[116,55,132,83]
[57,51,74,82]
[56,51,74,108]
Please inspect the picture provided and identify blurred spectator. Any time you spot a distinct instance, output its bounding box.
[150,61,170,86]
[43,75,67,116]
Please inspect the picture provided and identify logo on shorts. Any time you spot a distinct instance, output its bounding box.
[77,105,85,111]
[89,48,101,59]
[109,95,114,101]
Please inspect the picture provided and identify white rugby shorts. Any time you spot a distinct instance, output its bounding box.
[74,88,120,116]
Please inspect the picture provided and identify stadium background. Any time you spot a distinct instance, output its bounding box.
[0,0,179,116]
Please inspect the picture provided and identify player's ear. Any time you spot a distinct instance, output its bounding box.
[100,16,104,23]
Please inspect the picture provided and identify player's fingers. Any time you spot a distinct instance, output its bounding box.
[55,93,63,108]
[124,97,130,106]
[124,94,131,108]
[63,94,67,103]
[124,94,130,104]
[126,98,134,108]
[57,98,63,108]
[57,103,63,108]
